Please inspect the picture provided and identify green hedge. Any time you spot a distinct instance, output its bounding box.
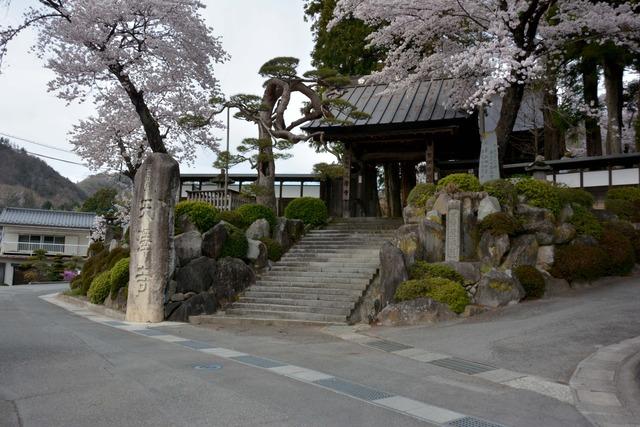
[605,187,640,222]
[551,244,608,282]
[217,210,245,229]
[220,224,249,259]
[409,261,465,285]
[236,204,277,230]
[437,173,481,192]
[175,200,219,233]
[569,205,603,239]
[599,229,635,276]
[514,178,562,214]
[513,265,546,299]
[477,212,522,236]
[407,183,437,208]
[260,237,284,261]
[482,179,517,209]
[285,197,328,227]
[88,271,111,304]
[395,277,469,314]
[557,187,594,209]
[109,257,129,299]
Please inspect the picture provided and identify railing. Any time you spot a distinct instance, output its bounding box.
[17,242,65,253]
[186,189,254,211]
[1,241,89,256]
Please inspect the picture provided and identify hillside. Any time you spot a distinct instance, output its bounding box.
[77,172,132,196]
[0,139,87,210]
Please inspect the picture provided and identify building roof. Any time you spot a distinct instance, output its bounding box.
[0,208,96,230]
[180,173,322,183]
[304,79,468,131]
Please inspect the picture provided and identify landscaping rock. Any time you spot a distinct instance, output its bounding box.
[434,261,481,285]
[502,234,538,270]
[201,222,228,259]
[433,192,451,216]
[393,224,423,267]
[174,256,217,294]
[245,219,270,240]
[542,273,571,298]
[170,292,187,302]
[273,217,304,250]
[376,298,457,326]
[558,204,574,223]
[379,242,408,306]
[418,219,445,262]
[103,287,128,312]
[246,239,268,269]
[403,205,425,224]
[478,196,501,221]
[536,245,555,271]
[174,231,202,267]
[474,269,525,308]
[212,257,255,303]
[477,232,510,267]
[573,235,599,246]
[516,204,555,223]
[286,219,305,242]
[426,210,442,224]
[166,292,218,322]
[554,223,576,244]
[176,213,198,233]
[462,304,488,317]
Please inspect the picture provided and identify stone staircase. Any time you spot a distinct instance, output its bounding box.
[222,218,402,324]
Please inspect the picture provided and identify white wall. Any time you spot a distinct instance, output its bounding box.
[0,225,92,256]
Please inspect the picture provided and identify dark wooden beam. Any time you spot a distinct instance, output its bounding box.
[426,140,435,184]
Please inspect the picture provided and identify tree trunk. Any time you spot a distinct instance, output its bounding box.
[604,57,624,155]
[255,125,277,210]
[582,58,603,156]
[543,71,565,160]
[400,162,417,206]
[495,84,526,163]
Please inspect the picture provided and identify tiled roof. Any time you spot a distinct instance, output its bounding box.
[303,79,468,130]
[0,208,96,229]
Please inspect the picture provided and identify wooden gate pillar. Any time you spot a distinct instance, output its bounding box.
[342,146,352,218]
[426,140,435,184]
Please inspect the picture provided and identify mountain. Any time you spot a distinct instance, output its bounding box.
[0,139,87,210]
[76,172,132,197]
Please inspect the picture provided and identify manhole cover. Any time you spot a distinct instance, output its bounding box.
[194,364,223,371]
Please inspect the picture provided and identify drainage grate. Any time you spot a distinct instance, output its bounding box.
[103,321,125,326]
[231,355,287,369]
[178,340,215,350]
[428,357,496,375]
[313,377,392,401]
[447,416,506,427]
[135,329,166,336]
[194,364,223,371]
[365,340,413,353]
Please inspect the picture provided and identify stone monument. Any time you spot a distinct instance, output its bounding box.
[478,105,501,184]
[445,199,462,262]
[126,153,180,323]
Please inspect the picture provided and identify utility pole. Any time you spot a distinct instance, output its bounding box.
[223,106,230,210]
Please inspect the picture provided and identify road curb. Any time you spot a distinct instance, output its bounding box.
[55,293,126,320]
[570,335,640,427]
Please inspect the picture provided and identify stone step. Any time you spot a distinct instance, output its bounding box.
[255,281,367,291]
[247,285,363,297]
[279,255,378,263]
[269,266,379,274]
[233,302,351,315]
[240,297,354,310]
[261,270,373,280]
[224,308,347,323]
[275,261,380,269]
[259,276,370,285]
[244,289,357,302]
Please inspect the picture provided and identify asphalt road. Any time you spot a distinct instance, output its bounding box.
[0,284,593,427]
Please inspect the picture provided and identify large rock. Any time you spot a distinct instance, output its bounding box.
[212,257,255,303]
[536,245,555,271]
[245,219,270,240]
[202,222,229,259]
[478,196,501,221]
[418,219,445,262]
[477,232,510,267]
[516,204,556,223]
[379,242,408,306]
[174,256,217,294]
[246,239,268,269]
[393,224,423,267]
[174,231,202,267]
[273,217,303,250]
[432,192,451,216]
[403,205,425,224]
[286,219,305,242]
[554,223,576,244]
[103,287,128,312]
[502,234,538,269]
[376,298,457,326]
[475,269,525,308]
[127,153,180,323]
[176,214,198,234]
[542,273,571,298]
[518,207,555,245]
[166,292,218,322]
[434,261,481,285]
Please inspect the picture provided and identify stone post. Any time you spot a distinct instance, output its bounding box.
[445,199,462,262]
[126,153,180,323]
[478,105,501,184]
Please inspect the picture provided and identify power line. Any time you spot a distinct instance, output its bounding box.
[0,131,74,153]
[25,150,87,166]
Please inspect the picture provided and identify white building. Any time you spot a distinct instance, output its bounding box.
[0,208,96,285]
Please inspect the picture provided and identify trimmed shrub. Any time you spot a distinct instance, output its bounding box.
[550,244,607,282]
[105,247,129,270]
[70,273,83,290]
[220,224,249,259]
[285,197,329,227]
[88,271,111,304]
[513,265,546,299]
[515,178,562,214]
[482,179,517,209]
[605,187,640,222]
[599,229,635,276]
[605,221,640,261]
[236,204,277,230]
[395,277,469,314]
[557,187,594,209]
[79,249,109,295]
[109,257,129,299]
[407,183,437,208]
[409,261,465,285]
[175,200,219,233]
[569,205,603,239]
[436,173,481,192]
[260,237,284,262]
[477,212,522,236]
[217,210,245,229]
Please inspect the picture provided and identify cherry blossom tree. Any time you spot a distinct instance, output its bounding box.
[333,0,640,161]
[1,0,228,173]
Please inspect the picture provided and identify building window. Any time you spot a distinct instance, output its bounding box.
[17,235,65,253]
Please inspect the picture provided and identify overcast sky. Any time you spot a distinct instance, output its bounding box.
[0,0,335,183]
